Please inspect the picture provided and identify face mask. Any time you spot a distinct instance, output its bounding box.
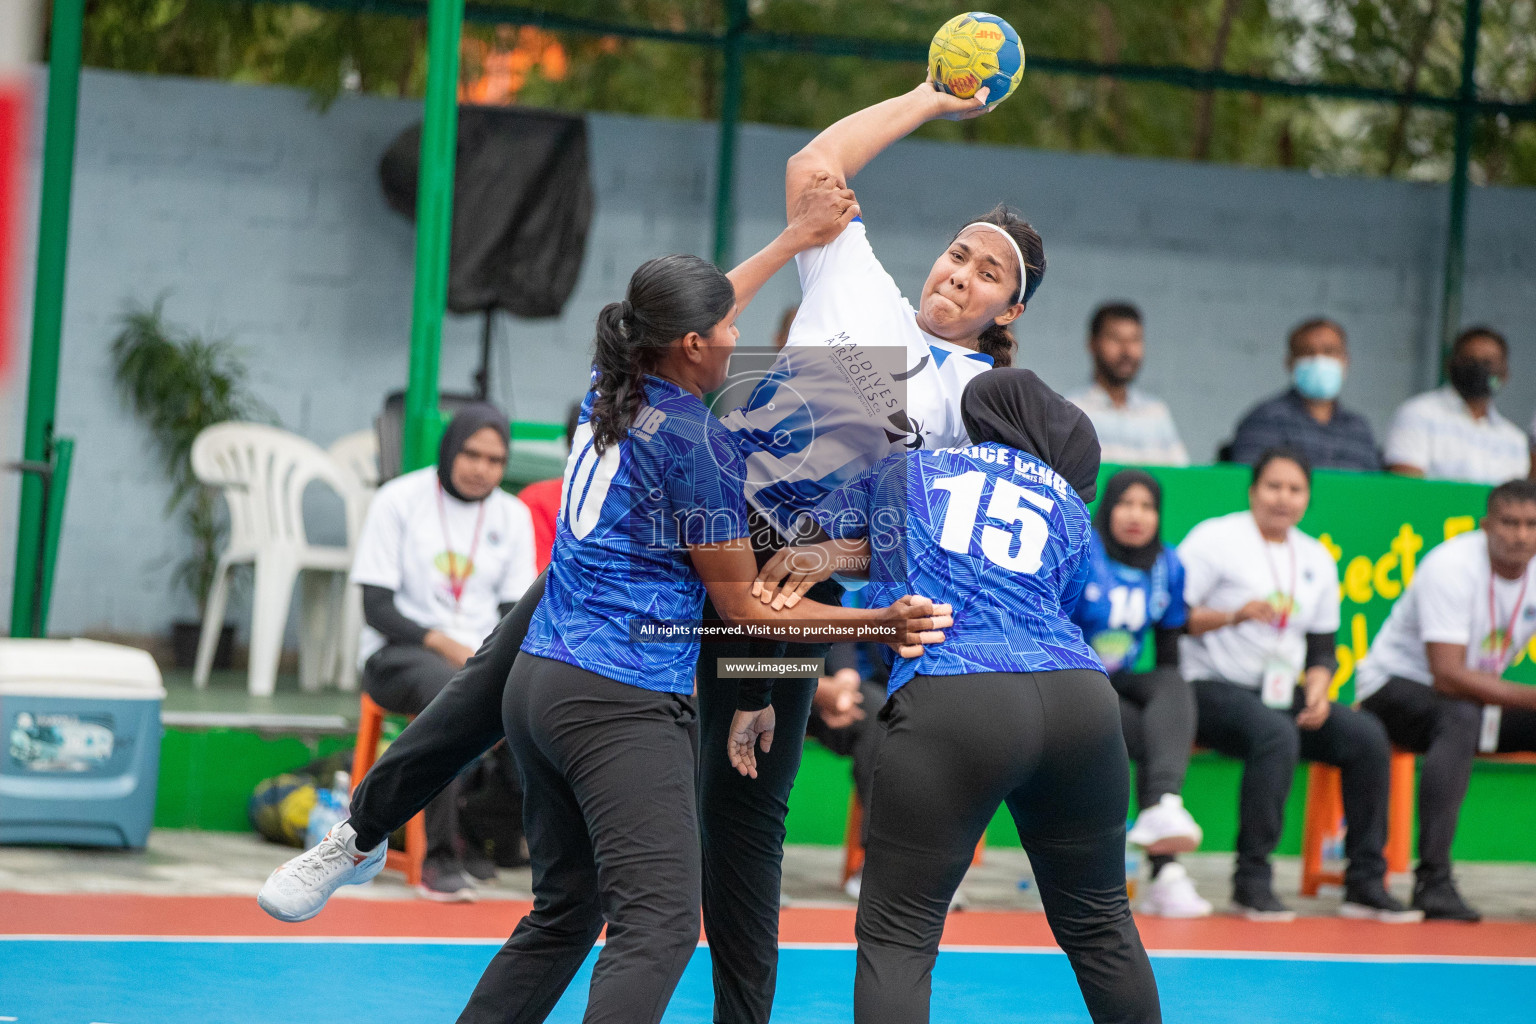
[1292,355,1344,401]
[1448,358,1501,402]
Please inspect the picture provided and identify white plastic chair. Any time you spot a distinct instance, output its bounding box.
[190,423,356,697]
[325,429,381,691]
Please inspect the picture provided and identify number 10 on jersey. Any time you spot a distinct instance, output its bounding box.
[932,471,1053,573]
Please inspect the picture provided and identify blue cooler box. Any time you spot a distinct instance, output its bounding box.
[0,638,165,848]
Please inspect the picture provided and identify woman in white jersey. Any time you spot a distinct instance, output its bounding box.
[261,76,1048,1024]
[697,77,1050,1023]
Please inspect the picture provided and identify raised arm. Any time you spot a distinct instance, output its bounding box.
[785,80,990,221]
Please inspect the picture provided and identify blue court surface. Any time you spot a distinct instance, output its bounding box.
[2,939,1531,1024]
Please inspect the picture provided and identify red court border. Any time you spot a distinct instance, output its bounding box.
[3,893,1534,959]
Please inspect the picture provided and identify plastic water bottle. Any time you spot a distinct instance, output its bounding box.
[1322,817,1347,874]
[1124,825,1142,901]
[306,770,351,849]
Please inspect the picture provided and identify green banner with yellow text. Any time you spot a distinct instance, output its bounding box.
[1098,464,1534,701]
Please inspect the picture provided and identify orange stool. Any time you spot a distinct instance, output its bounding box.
[841,791,985,885]
[1302,746,1536,896]
[1300,748,1418,896]
[350,693,428,887]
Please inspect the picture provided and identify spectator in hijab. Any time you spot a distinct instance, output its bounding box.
[349,403,538,900]
[1228,318,1381,472]
[1071,469,1210,917]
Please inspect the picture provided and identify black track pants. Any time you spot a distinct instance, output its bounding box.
[347,571,546,851]
[854,670,1161,1024]
[1363,677,1536,884]
[1193,678,1390,894]
[456,655,701,1024]
[695,578,841,1024]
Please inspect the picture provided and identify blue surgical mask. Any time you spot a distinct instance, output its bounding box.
[1293,355,1344,401]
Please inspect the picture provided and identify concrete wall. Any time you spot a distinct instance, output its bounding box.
[4,68,1535,637]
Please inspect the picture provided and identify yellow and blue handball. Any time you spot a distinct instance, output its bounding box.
[928,12,1025,104]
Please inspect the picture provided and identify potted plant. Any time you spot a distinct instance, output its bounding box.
[110,296,273,668]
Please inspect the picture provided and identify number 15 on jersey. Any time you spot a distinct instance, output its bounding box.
[931,470,1053,574]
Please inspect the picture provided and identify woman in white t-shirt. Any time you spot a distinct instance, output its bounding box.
[1177,448,1411,923]
[349,404,537,901]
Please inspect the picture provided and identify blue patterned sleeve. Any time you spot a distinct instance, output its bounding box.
[671,418,751,545]
[1159,548,1190,630]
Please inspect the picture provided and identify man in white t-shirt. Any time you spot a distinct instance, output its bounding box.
[1357,481,1536,921]
[1177,449,1410,922]
[350,404,537,901]
[1065,302,1189,467]
[1385,326,1530,485]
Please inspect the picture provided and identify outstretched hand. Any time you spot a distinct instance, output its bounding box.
[728,706,777,778]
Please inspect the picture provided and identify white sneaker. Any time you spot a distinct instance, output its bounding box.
[1140,862,1213,918]
[257,821,385,923]
[843,872,862,900]
[1127,794,1204,856]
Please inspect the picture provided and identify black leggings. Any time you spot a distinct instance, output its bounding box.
[347,571,546,853]
[855,670,1160,1024]
[348,566,835,1024]
[361,644,464,862]
[456,655,700,1024]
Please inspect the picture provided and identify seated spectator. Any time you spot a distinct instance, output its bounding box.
[517,400,583,572]
[350,403,538,900]
[1066,302,1189,466]
[1178,448,1416,922]
[1227,318,1381,472]
[1070,469,1210,918]
[1356,480,1536,922]
[1385,326,1530,484]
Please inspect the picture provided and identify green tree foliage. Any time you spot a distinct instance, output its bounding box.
[72,0,1536,185]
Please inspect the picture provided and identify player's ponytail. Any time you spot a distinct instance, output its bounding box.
[977,323,1016,368]
[589,253,735,453]
[958,204,1045,370]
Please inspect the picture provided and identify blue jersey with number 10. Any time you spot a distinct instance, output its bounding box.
[810,442,1103,694]
[521,376,751,692]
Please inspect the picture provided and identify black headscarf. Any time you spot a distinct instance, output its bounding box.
[1093,468,1163,572]
[960,368,1101,502]
[437,402,510,501]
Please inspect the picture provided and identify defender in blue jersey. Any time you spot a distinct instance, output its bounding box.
[449,254,949,1024]
[749,369,1161,1024]
[1072,469,1212,919]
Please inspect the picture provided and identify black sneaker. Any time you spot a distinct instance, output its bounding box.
[418,859,479,903]
[1230,887,1296,922]
[1340,881,1424,923]
[461,843,498,883]
[1413,879,1481,922]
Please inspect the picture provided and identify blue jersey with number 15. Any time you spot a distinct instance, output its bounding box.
[809,442,1103,694]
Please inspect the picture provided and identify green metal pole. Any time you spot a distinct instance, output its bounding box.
[711,0,747,268]
[11,0,84,638]
[403,0,465,473]
[37,436,73,634]
[1437,0,1482,368]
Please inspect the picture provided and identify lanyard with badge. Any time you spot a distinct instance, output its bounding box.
[1477,562,1530,752]
[1259,534,1299,709]
[436,481,487,627]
